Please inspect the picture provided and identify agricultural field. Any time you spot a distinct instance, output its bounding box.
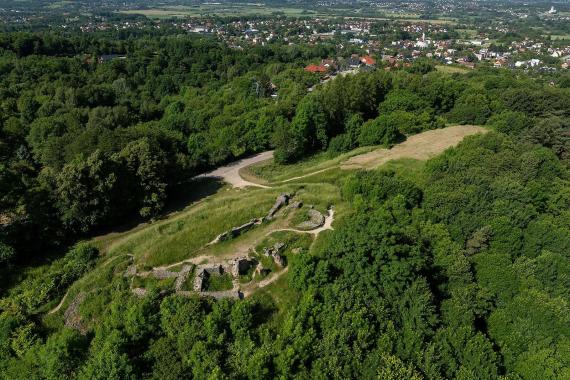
[119,5,321,18]
[550,34,570,41]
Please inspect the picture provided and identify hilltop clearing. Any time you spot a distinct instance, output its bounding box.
[244,124,487,184]
[77,124,486,303]
[37,123,485,335]
[342,124,486,169]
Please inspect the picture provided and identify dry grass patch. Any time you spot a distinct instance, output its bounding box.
[342,125,487,170]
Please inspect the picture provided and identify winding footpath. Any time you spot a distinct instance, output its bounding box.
[130,207,336,299]
[48,254,134,314]
[48,290,70,315]
[194,151,273,188]
[146,209,335,283]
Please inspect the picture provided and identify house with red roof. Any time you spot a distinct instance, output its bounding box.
[304,64,328,73]
[360,55,376,66]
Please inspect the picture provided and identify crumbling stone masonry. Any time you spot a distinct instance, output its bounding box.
[199,290,243,300]
[124,264,137,277]
[228,257,255,277]
[148,268,179,279]
[131,287,148,298]
[194,271,206,292]
[263,242,286,267]
[193,265,223,291]
[64,292,88,335]
[296,208,325,230]
[211,218,262,244]
[255,262,271,277]
[174,265,194,291]
[209,193,293,246]
[289,201,303,209]
[266,193,290,220]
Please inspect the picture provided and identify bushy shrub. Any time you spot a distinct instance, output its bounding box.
[448,93,491,125]
[358,117,404,147]
[327,133,353,154]
[0,241,15,265]
[487,111,531,135]
[342,170,423,208]
[379,89,431,114]
[1,243,98,314]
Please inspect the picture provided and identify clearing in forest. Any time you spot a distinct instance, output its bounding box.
[341,125,486,170]
[244,124,487,184]
[76,124,485,305]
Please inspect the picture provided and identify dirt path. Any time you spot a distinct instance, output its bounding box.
[342,125,486,170]
[139,207,334,298]
[279,167,336,183]
[257,268,288,288]
[242,267,289,297]
[48,290,70,315]
[195,151,274,188]
[311,207,335,233]
[48,254,134,315]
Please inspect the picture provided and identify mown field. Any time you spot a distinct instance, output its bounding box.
[119,5,322,18]
[244,125,486,183]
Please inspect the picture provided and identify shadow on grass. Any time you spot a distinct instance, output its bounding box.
[89,177,225,237]
[162,177,225,216]
[1,176,225,297]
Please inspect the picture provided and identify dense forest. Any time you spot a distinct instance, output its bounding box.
[0,30,332,259]
[1,28,570,379]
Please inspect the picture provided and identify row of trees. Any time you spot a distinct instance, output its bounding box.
[273,63,570,163]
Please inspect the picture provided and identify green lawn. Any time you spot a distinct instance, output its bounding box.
[243,146,377,184]
[204,273,233,291]
[436,65,471,74]
[92,180,343,269]
[96,187,281,267]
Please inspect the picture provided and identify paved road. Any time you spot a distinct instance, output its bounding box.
[195,151,274,188]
